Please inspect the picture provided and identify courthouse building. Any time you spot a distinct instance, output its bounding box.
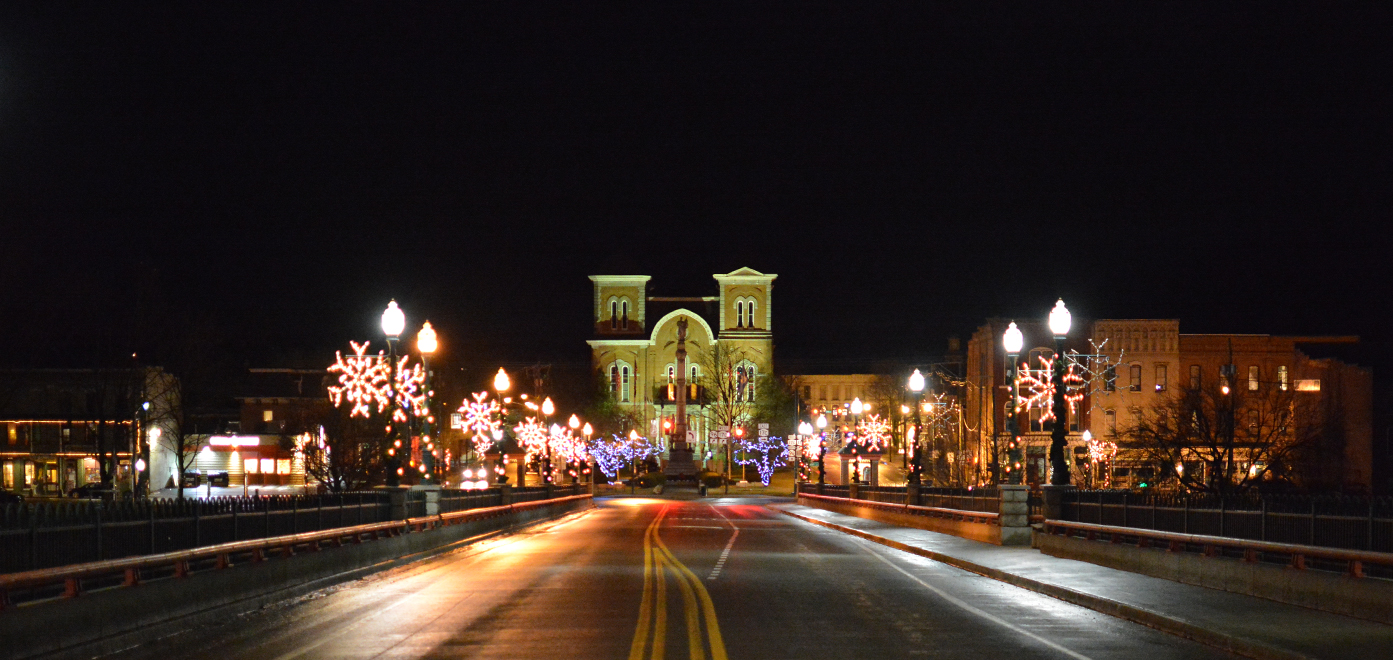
[586,268,776,466]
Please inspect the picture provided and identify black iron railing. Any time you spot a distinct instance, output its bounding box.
[815,485,1001,514]
[1058,490,1393,553]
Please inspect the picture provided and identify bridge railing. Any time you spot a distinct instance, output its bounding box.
[1058,490,1393,554]
[0,493,593,611]
[813,485,1002,515]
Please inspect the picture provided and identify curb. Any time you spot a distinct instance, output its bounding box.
[778,506,1315,660]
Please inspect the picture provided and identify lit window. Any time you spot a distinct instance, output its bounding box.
[667,366,676,399]
[277,459,291,475]
[1248,366,1260,391]
[621,366,631,402]
[244,458,259,474]
[1295,379,1321,392]
[1278,366,1289,391]
[263,410,273,422]
[260,459,275,474]
[1155,364,1167,392]
[1129,364,1142,392]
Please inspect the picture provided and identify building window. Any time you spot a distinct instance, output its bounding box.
[610,364,620,396]
[610,301,618,329]
[1189,365,1201,390]
[819,385,828,401]
[263,410,274,422]
[621,300,630,329]
[1248,409,1260,433]
[1248,365,1260,391]
[1104,366,1116,392]
[1155,364,1167,392]
[735,301,746,328]
[1105,409,1117,435]
[621,366,631,402]
[803,386,812,400]
[1278,366,1289,391]
[1129,364,1142,392]
[667,366,676,400]
[746,298,758,328]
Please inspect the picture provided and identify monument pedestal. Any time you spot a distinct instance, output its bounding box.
[664,445,699,484]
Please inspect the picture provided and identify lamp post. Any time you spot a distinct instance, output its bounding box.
[816,414,828,489]
[568,414,581,484]
[797,421,813,486]
[417,321,437,484]
[628,429,640,495]
[1003,321,1024,484]
[541,397,555,485]
[381,300,406,487]
[491,368,510,481]
[908,369,925,487]
[850,398,864,484]
[1048,299,1072,486]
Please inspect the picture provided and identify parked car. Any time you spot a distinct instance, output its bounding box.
[0,491,23,505]
[207,471,230,487]
[181,470,202,488]
[68,483,112,499]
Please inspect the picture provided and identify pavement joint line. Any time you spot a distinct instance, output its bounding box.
[776,505,1317,660]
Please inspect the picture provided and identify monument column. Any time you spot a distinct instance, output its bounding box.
[664,317,699,482]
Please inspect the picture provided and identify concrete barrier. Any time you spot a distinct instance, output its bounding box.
[0,495,592,660]
[1036,526,1393,625]
[796,493,1007,545]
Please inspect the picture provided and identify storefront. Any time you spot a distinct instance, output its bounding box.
[192,435,305,486]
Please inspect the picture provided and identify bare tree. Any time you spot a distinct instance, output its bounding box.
[695,343,760,481]
[1119,380,1326,494]
[299,405,387,492]
[143,368,202,498]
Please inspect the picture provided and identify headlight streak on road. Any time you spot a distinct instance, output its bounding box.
[856,538,1094,660]
[630,505,729,660]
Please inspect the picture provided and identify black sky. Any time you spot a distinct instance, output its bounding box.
[2,3,1390,380]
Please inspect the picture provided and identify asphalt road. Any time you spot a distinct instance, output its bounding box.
[107,497,1241,660]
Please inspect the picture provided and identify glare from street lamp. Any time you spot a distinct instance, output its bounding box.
[1003,321,1024,355]
[542,397,555,416]
[494,368,510,393]
[568,414,581,429]
[798,421,813,436]
[908,369,925,393]
[582,422,593,436]
[381,300,406,338]
[851,398,863,415]
[816,414,828,430]
[629,429,639,441]
[417,321,438,354]
[1048,299,1071,339]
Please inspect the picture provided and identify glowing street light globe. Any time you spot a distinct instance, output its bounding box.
[541,397,555,416]
[582,422,593,436]
[381,300,406,338]
[493,368,510,393]
[1003,321,1024,355]
[417,321,438,354]
[568,414,581,429]
[908,369,925,393]
[850,398,863,415]
[816,414,828,430]
[798,421,813,436]
[1048,299,1072,339]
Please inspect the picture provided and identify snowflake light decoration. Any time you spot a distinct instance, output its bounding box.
[1014,354,1085,422]
[460,391,501,452]
[328,341,391,418]
[856,414,891,452]
[514,417,549,459]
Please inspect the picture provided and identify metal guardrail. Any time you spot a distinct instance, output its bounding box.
[813,485,1001,514]
[1060,490,1393,553]
[798,492,999,525]
[1042,518,1393,579]
[0,493,592,610]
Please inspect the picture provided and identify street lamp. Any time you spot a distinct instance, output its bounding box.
[816,414,828,488]
[797,420,813,485]
[541,397,555,484]
[382,300,406,487]
[908,369,925,487]
[1048,299,1072,486]
[1003,321,1024,484]
[416,321,437,484]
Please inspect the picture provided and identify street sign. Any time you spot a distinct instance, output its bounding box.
[757,428,769,437]
[757,423,769,430]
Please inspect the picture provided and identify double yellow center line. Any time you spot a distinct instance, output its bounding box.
[630,505,728,660]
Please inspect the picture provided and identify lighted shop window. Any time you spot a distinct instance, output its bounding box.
[245,458,259,474]
[260,458,275,474]
[1295,379,1321,392]
[263,410,273,422]
[277,459,291,475]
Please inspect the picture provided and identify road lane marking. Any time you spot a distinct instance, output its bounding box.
[706,504,739,581]
[657,543,704,660]
[859,542,1095,660]
[629,508,666,660]
[653,525,728,660]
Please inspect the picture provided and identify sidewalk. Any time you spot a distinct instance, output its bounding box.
[776,503,1393,660]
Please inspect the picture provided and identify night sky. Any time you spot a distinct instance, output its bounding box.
[2,4,1390,384]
